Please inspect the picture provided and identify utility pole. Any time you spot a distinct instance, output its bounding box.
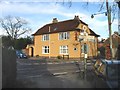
[118,1,120,34]
[106,0,113,59]
[116,1,120,60]
[115,0,120,34]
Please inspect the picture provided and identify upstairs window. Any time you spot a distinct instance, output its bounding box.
[42,34,49,41]
[54,27,57,31]
[59,32,70,40]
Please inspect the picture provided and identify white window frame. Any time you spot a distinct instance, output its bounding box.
[42,46,49,54]
[42,34,49,41]
[60,45,68,54]
[59,32,69,40]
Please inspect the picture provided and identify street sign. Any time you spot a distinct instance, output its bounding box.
[86,36,94,40]
[85,54,88,58]
[78,35,95,42]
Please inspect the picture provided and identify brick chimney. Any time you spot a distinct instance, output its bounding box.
[74,15,79,20]
[52,18,58,23]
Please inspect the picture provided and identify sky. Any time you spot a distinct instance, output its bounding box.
[0,0,119,40]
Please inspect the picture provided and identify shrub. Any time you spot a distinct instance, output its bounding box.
[36,55,39,58]
[57,55,62,59]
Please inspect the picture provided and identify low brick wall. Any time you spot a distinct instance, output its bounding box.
[2,48,17,88]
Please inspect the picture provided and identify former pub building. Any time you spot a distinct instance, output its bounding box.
[26,16,100,59]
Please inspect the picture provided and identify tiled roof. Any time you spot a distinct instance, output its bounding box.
[104,33,120,47]
[89,28,100,37]
[32,18,99,37]
[33,19,80,35]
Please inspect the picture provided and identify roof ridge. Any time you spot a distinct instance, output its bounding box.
[32,18,93,36]
[45,18,88,26]
[114,33,120,38]
[46,19,79,26]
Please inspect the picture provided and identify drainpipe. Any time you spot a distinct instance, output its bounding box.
[49,26,51,58]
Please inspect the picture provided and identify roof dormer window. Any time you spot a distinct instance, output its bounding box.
[54,27,57,31]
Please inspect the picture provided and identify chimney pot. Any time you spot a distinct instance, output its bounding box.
[52,18,58,23]
[74,15,79,20]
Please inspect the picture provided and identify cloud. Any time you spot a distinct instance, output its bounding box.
[0,2,64,15]
[0,2,90,17]
[0,1,118,39]
[0,0,115,2]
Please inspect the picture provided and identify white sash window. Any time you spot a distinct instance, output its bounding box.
[60,45,68,54]
[59,32,69,40]
[42,46,49,54]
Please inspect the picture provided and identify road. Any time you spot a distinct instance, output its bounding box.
[15,58,109,88]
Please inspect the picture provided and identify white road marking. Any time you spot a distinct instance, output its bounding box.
[52,70,81,76]
[75,70,81,73]
[53,72,68,76]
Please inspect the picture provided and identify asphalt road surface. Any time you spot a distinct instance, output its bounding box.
[15,59,109,88]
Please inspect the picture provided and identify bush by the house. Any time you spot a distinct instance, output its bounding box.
[57,55,62,59]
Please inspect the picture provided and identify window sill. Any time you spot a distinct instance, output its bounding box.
[59,39,69,40]
[42,53,49,54]
[60,53,68,55]
[42,40,49,41]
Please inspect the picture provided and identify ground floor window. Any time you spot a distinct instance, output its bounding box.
[60,45,68,54]
[42,46,49,54]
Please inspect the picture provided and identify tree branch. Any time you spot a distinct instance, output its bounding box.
[0,16,30,40]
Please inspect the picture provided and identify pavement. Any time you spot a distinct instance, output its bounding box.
[17,57,82,65]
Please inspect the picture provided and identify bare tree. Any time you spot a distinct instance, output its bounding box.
[0,16,31,40]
